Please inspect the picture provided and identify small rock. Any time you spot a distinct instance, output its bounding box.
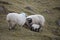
[0,1,11,5]
[52,27,60,36]
[0,5,8,14]
[53,7,60,10]
[25,6,33,11]
[43,9,52,14]
[57,20,60,26]
[54,36,60,40]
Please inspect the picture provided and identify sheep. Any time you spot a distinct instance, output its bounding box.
[26,14,45,32]
[31,24,40,32]
[6,12,27,30]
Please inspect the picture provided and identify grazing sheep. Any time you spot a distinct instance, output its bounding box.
[31,24,40,32]
[6,12,27,30]
[26,14,45,31]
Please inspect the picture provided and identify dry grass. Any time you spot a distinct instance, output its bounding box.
[0,0,60,40]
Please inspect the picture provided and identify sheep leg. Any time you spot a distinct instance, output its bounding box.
[37,28,40,32]
[39,23,43,31]
[10,22,16,30]
[30,27,33,31]
[26,21,31,28]
[8,21,16,30]
[11,24,16,29]
[39,25,43,32]
[8,21,12,30]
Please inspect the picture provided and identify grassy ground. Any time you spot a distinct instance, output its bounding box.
[0,0,60,40]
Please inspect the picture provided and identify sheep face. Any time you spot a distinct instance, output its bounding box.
[26,18,32,23]
[26,18,32,27]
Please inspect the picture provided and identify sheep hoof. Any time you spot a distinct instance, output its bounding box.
[9,27,15,30]
[9,28,11,30]
[35,29,39,32]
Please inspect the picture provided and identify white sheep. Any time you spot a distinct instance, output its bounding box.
[31,24,40,32]
[6,12,27,30]
[26,14,45,31]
